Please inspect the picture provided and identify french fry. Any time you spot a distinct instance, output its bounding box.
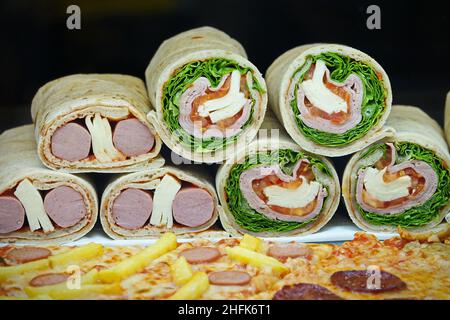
[239,234,263,252]
[171,257,193,285]
[225,246,289,275]
[49,243,104,267]
[98,232,177,283]
[25,269,99,298]
[0,259,50,281]
[45,283,122,300]
[168,272,209,300]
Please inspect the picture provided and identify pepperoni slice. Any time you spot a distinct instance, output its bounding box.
[267,243,311,260]
[179,247,221,264]
[330,270,407,293]
[273,283,343,300]
[5,247,51,264]
[208,271,251,286]
[29,273,69,287]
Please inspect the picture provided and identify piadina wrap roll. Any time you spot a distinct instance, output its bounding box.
[0,125,98,244]
[445,91,450,146]
[266,44,393,157]
[100,165,221,239]
[31,74,163,173]
[145,26,267,163]
[216,113,340,236]
[343,105,450,233]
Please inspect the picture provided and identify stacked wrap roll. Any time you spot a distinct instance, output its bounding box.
[145,27,268,163]
[31,74,163,173]
[0,125,98,244]
[216,113,340,237]
[343,105,450,233]
[266,44,393,157]
[100,165,222,239]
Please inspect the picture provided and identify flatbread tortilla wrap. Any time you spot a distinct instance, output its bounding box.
[0,125,98,244]
[266,44,393,157]
[31,74,163,173]
[145,26,267,163]
[445,91,450,146]
[100,165,222,239]
[215,112,340,237]
[343,105,450,233]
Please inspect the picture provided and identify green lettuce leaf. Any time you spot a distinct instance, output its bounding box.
[290,52,387,146]
[162,58,264,152]
[224,149,331,233]
[356,142,450,228]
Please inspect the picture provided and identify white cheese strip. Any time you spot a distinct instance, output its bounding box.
[300,59,347,114]
[85,113,125,162]
[13,179,54,233]
[197,70,248,123]
[364,167,411,202]
[263,177,321,208]
[149,175,181,228]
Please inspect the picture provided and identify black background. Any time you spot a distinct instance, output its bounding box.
[0,0,449,226]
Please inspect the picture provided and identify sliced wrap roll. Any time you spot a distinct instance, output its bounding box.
[216,113,340,236]
[445,91,450,146]
[266,44,393,157]
[145,26,267,163]
[31,74,163,173]
[343,105,450,233]
[0,125,98,244]
[100,166,221,239]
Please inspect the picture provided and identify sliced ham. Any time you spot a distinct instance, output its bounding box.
[290,62,364,134]
[239,160,327,222]
[0,196,25,234]
[356,144,438,214]
[112,188,153,229]
[172,187,214,227]
[178,73,252,139]
[43,186,87,228]
[51,122,91,161]
[112,118,155,157]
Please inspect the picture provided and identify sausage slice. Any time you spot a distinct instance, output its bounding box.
[5,247,51,264]
[0,196,25,234]
[267,243,311,260]
[208,271,251,286]
[29,273,69,287]
[273,283,343,300]
[113,119,155,157]
[172,188,214,227]
[180,247,221,264]
[51,122,91,161]
[44,186,87,228]
[330,270,407,293]
[112,188,153,229]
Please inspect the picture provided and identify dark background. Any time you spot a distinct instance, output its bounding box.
[0,0,449,226]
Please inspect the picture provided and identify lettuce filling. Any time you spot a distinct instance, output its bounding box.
[162,58,265,152]
[290,52,387,146]
[356,142,450,228]
[224,149,331,233]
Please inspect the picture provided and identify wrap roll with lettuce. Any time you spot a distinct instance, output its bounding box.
[445,91,450,146]
[216,113,340,236]
[32,74,163,173]
[145,27,267,163]
[266,44,393,157]
[343,105,450,233]
[0,125,98,244]
[100,165,222,239]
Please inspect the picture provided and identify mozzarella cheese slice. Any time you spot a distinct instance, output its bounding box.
[363,167,411,202]
[149,175,181,228]
[197,70,248,123]
[85,113,125,162]
[263,177,321,209]
[13,179,54,233]
[300,59,347,114]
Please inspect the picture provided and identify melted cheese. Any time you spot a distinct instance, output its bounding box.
[13,179,54,233]
[85,113,125,162]
[197,70,248,123]
[263,177,321,208]
[149,175,181,228]
[300,60,347,114]
[364,167,411,201]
